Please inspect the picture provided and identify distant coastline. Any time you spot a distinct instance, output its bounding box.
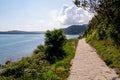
[0,30,45,34]
[0,24,88,35]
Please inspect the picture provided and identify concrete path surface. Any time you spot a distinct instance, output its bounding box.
[68,38,119,80]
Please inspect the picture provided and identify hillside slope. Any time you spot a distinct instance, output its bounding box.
[84,0,120,76]
[63,24,88,35]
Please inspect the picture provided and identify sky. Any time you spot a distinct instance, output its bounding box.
[0,0,94,31]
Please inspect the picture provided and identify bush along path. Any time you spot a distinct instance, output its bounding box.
[68,38,119,80]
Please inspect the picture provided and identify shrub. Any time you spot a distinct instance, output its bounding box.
[45,29,66,63]
[37,45,45,52]
[0,39,76,80]
[5,60,11,65]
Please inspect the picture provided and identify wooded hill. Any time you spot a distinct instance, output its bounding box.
[63,24,88,35]
[82,0,120,76]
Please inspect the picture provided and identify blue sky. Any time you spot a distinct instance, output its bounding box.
[0,0,93,31]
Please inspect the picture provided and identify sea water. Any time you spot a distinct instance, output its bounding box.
[0,34,79,64]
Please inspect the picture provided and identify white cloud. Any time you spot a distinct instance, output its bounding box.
[0,5,94,31]
[47,5,94,30]
[55,5,94,26]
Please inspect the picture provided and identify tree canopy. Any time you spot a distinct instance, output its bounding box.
[74,0,120,44]
[45,29,66,63]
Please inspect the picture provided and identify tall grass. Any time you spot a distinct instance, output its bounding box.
[86,38,120,77]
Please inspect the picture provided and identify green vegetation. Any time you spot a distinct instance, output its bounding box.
[0,29,77,80]
[41,39,76,80]
[86,39,120,76]
[45,29,66,63]
[63,24,88,35]
[79,0,120,77]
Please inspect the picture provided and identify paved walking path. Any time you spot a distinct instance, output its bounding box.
[68,38,119,80]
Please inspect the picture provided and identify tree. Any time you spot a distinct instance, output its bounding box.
[73,0,119,23]
[45,29,66,63]
[74,0,120,44]
[73,0,80,7]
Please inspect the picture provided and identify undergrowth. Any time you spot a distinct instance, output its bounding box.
[0,39,77,80]
[86,38,120,77]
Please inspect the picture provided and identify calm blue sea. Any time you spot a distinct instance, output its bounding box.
[0,34,79,64]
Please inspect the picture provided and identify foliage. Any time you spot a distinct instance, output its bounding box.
[82,0,120,77]
[87,39,120,76]
[0,31,77,79]
[0,52,50,80]
[40,40,76,80]
[75,0,120,45]
[73,0,80,7]
[45,29,66,63]
[63,24,88,35]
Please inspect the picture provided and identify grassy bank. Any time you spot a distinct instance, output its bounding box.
[0,39,77,80]
[86,38,120,77]
[41,39,77,80]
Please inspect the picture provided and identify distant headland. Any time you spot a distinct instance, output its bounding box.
[0,24,88,35]
[0,30,45,34]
